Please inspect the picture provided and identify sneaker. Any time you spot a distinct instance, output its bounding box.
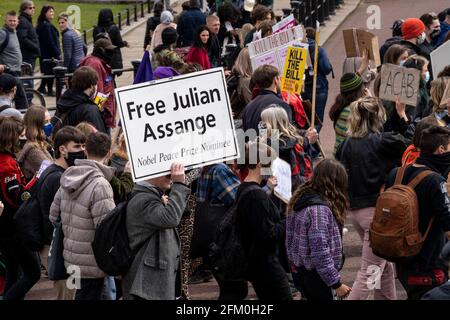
[188,269,213,284]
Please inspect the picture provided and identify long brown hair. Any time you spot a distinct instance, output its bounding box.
[23,105,49,151]
[287,159,349,227]
[0,116,24,154]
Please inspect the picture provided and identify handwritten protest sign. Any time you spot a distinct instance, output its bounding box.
[271,158,292,204]
[115,68,239,181]
[379,63,421,106]
[272,14,296,34]
[343,28,381,66]
[431,40,450,79]
[248,25,304,57]
[281,46,308,94]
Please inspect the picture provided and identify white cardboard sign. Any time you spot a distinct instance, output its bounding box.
[431,40,450,79]
[271,158,292,204]
[115,68,240,182]
[248,25,304,57]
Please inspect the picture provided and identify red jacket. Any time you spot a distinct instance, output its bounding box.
[185,46,211,70]
[0,152,37,237]
[79,55,116,128]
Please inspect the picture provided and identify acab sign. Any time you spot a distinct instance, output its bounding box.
[115,68,239,181]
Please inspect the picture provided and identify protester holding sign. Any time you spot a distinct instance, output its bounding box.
[336,97,410,300]
[303,27,333,132]
[124,162,190,300]
[260,106,313,192]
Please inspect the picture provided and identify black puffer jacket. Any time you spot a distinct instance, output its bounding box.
[17,13,40,60]
[336,132,410,209]
[56,89,107,133]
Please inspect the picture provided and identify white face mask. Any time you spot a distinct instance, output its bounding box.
[399,60,406,67]
[417,32,426,45]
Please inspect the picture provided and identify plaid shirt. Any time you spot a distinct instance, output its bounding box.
[196,163,240,207]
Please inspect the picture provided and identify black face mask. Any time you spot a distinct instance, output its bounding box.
[416,152,450,178]
[66,150,86,167]
[430,29,440,39]
[18,139,27,150]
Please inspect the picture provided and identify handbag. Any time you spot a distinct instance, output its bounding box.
[47,214,68,281]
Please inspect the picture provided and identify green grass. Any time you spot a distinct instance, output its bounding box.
[0,1,134,43]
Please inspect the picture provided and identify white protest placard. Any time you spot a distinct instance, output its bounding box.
[379,63,421,106]
[248,25,304,57]
[115,68,239,182]
[271,158,292,204]
[272,14,296,34]
[431,40,450,79]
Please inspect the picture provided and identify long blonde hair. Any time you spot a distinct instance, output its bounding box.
[347,97,386,138]
[23,105,50,151]
[232,47,252,78]
[260,106,304,145]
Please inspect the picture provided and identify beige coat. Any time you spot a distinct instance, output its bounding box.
[150,22,177,51]
[50,159,116,279]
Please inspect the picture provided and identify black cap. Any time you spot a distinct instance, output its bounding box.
[0,73,18,92]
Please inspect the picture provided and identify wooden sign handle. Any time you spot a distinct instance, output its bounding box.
[311,31,320,129]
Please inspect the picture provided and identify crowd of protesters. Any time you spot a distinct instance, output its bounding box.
[0,0,449,302]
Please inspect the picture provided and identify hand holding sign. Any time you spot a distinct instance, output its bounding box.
[395,96,408,121]
[170,162,186,184]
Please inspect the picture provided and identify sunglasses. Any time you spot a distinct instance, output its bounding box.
[27,6,35,9]
[164,174,171,179]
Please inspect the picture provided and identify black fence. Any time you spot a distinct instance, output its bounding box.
[81,0,155,45]
[19,61,142,111]
[291,0,344,27]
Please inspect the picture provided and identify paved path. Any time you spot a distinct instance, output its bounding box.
[27,0,449,300]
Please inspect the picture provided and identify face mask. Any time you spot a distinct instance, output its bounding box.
[19,139,27,149]
[424,71,430,83]
[66,150,86,167]
[399,60,406,67]
[43,123,53,137]
[430,29,440,39]
[417,33,426,45]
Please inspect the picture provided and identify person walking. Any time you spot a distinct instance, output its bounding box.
[36,5,60,97]
[286,159,352,300]
[58,13,85,73]
[185,26,212,70]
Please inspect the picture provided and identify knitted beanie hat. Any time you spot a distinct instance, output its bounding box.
[160,10,174,24]
[340,73,363,93]
[401,18,425,40]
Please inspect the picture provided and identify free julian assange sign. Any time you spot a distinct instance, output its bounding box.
[115,68,239,182]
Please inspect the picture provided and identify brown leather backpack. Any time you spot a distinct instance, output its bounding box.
[369,166,435,262]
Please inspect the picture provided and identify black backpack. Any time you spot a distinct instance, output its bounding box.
[14,166,59,251]
[208,185,259,282]
[92,192,152,276]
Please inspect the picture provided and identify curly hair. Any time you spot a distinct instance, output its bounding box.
[287,159,348,227]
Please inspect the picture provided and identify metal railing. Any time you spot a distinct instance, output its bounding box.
[82,0,155,45]
[18,60,142,111]
[291,0,344,27]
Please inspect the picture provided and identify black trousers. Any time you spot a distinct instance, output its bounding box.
[292,267,334,300]
[0,237,41,300]
[75,278,105,300]
[248,257,292,301]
